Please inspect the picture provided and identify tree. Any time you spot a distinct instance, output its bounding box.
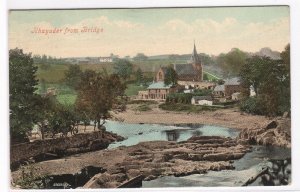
[203,73,209,81]
[75,70,126,130]
[64,64,82,89]
[164,65,178,85]
[217,49,247,77]
[113,59,133,80]
[135,67,143,85]
[240,55,290,116]
[9,48,40,142]
[133,53,148,62]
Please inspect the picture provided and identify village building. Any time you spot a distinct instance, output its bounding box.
[191,96,213,106]
[137,82,180,101]
[213,77,244,100]
[224,77,243,97]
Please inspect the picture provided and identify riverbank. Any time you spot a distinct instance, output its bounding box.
[112,104,272,130]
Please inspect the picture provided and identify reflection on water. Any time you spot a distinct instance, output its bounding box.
[105,121,238,148]
[165,130,180,141]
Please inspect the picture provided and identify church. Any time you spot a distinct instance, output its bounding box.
[156,43,203,82]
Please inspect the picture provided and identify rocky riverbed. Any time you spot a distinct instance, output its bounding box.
[11,136,252,189]
[237,118,291,148]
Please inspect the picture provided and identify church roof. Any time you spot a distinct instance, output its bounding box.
[174,64,198,76]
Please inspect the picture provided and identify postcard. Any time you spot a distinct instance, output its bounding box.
[6,2,298,191]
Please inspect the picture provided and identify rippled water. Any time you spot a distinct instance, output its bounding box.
[105,121,239,149]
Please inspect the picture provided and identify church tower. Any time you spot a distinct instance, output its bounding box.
[188,42,203,81]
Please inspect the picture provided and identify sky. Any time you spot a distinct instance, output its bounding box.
[8,6,290,58]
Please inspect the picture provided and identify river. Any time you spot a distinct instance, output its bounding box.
[104,121,291,187]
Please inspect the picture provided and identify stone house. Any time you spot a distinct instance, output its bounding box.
[224,77,243,97]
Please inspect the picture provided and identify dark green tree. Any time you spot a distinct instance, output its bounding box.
[75,70,126,130]
[135,67,143,85]
[133,53,148,62]
[240,55,290,116]
[164,65,178,85]
[9,48,39,142]
[64,64,82,89]
[113,59,133,80]
[217,49,247,77]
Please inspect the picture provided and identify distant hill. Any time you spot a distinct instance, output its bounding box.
[252,47,281,60]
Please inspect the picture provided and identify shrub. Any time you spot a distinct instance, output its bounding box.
[240,97,266,115]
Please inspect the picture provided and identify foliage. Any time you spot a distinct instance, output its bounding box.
[135,67,143,85]
[9,48,41,142]
[133,53,148,61]
[15,163,46,189]
[164,65,178,85]
[48,103,79,137]
[113,59,133,80]
[217,48,247,77]
[166,89,212,104]
[128,100,158,105]
[135,104,152,112]
[240,97,266,115]
[203,73,209,81]
[64,64,83,89]
[75,70,126,129]
[240,53,290,116]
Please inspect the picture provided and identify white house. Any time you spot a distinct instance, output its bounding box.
[191,96,213,106]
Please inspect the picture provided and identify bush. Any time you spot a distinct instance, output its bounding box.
[240,97,266,115]
[135,104,152,112]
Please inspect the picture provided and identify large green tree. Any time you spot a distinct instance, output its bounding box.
[64,64,83,89]
[218,48,247,77]
[240,55,290,116]
[164,65,178,85]
[75,70,126,130]
[113,59,133,80]
[9,48,40,142]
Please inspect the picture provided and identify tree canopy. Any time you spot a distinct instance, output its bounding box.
[75,70,126,130]
[240,52,290,116]
[9,48,40,142]
[64,64,83,89]
[113,59,133,80]
[164,65,178,86]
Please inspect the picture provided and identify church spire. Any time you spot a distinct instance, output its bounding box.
[189,41,201,65]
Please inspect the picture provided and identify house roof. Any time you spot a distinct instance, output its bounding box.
[224,77,241,86]
[214,84,225,92]
[147,82,172,89]
[192,96,212,101]
[174,64,198,76]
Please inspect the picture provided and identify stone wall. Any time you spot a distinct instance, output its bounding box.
[11,130,124,168]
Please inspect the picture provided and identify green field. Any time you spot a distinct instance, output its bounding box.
[125,84,147,96]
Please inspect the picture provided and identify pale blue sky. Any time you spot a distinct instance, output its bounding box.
[9,6,290,57]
